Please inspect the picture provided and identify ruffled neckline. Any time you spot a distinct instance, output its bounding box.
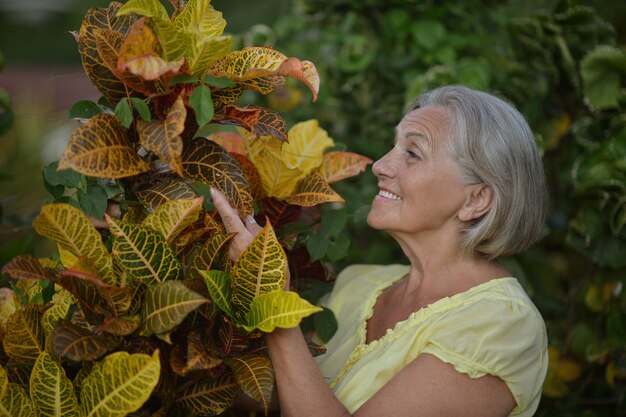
[357,267,516,352]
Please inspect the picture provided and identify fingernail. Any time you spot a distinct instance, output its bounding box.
[209,187,216,197]
[246,216,256,224]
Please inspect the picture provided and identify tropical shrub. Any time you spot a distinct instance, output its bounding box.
[0,0,371,415]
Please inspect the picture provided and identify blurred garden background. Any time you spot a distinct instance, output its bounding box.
[0,0,625,416]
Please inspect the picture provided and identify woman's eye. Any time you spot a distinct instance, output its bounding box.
[407,150,420,159]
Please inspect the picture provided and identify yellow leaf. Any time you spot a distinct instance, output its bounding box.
[318,151,373,184]
[107,216,182,284]
[42,292,75,337]
[284,173,345,206]
[32,203,115,285]
[3,306,44,363]
[0,288,17,333]
[543,346,581,398]
[282,120,334,174]
[243,291,322,333]
[245,135,305,199]
[231,222,287,317]
[59,114,151,179]
[0,383,36,417]
[79,350,161,417]
[0,364,7,400]
[173,0,226,37]
[224,353,274,415]
[116,0,169,20]
[30,351,81,417]
[142,197,204,243]
[136,179,198,212]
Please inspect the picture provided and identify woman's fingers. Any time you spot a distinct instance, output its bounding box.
[210,187,247,234]
[210,187,261,260]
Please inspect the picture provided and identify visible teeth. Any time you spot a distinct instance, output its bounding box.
[378,190,402,200]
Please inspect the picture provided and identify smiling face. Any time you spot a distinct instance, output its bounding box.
[367,106,474,240]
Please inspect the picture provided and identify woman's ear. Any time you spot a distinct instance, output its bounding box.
[458,184,493,222]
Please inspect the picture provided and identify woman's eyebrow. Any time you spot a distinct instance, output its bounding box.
[404,131,430,149]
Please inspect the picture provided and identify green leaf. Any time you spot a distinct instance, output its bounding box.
[43,161,83,188]
[116,0,169,19]
[581,45,626,110]
[203,74,236,88]
[313,306,338,342]
[327,234,350,262]
[79,350,161,417]
[306,233,329,262]
[142,281,208,335]
[200,270,232,317]
[77,185,108,219]
[0,383,36,416]
[69,100,103,119]
[114,98,133,128]
[130,97,152,121]
[168,74,200,85]
[30,351,81,417]
[322,208,347,236]
[190,84,214,127]
[607,311,626,346]
[243,290,322,332]
[107,217,182,284]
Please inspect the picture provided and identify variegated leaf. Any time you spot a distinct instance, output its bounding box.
[208,47,320,99]
[59,114,151,179]
[245,135,304,199]
[176,374,238,415]
[281,120,334,174]
[0,288,17,335]
[284,173,345,206]
[138,94,186,176]
[214,104,288,142]
[199,270,232,317]
[142,197,204,243]
[3,305,44,363]
[32,203,115,284]
[224,353,274,415]
[207,131,247,155]
[136,178,197,212]
[79,350,160,417]
[77,2,135,104]
[173,330,222,376]
[142,281,207,335]
[42,291,75,336]
[107,216,182,284]
[1,255,48,281]
[30,351,81,417]
[173,0,226,37]
[0,383,36,417]
[217,320,250,356]
[189,232,235,278]
[231,222,287,317]
[0,366,7,400]
[51,320,120,362]
[258,197,301,229]
[318,151,373,184]
[117,18,184,81]
[230,152,263,201]
[55,271,116,324]
[243,291,322,332]
[182,138,253,217]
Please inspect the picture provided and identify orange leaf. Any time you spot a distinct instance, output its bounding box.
[284,173,345,206]
[208,132,247,155]
[138,94,186,176]
[318,151,373,184]
[59,114,151,178]
[117,18,184,81]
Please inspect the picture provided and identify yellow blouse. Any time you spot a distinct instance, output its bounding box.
[314,264,548,416]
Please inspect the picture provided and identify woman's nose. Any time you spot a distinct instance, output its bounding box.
[372,152,395,178]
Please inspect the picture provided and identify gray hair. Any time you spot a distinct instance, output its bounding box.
[411,85,547,258]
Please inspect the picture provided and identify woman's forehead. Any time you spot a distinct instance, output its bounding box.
[396,106,450,142]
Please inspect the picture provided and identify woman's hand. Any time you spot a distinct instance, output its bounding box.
[210,187,262,261]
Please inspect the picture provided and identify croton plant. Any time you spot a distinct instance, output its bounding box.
[0,0,372,416]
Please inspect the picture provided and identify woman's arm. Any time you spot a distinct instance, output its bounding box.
[211,188,515,417]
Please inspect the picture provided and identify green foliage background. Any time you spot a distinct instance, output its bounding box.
[1,0,626,416]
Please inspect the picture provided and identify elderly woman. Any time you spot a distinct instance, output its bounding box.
[212,85,548,417]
